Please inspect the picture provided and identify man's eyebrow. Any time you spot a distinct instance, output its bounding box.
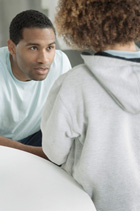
[26,41,56,46]
[26,43,40,46]
[48,42,56,45]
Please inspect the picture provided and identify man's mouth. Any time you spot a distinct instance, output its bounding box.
[34,67,50,75]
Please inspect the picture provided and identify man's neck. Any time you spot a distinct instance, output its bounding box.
[10,55,30,81]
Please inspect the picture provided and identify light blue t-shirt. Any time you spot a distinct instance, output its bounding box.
[0,47,71,140]
[104,49,140,59]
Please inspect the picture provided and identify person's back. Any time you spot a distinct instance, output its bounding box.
[41,0,140,210]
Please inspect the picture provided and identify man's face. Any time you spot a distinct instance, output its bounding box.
[8,27,56,81]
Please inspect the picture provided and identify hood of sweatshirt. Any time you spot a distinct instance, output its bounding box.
[81,54,140,114]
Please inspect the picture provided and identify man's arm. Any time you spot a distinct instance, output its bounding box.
[0,136,48,160]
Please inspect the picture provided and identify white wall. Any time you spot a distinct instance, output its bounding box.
[0,0,42,47]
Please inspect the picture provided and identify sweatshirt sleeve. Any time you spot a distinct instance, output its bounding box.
[41,76,76,165]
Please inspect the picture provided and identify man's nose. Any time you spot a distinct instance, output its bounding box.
[37,51,49,64]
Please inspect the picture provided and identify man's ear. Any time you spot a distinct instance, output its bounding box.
[7,40,16,56]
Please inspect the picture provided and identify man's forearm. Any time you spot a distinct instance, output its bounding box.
[0,136,48,160]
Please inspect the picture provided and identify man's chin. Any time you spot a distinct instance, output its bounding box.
[31,74,48,81]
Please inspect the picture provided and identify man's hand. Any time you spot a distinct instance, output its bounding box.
[0,136,48,160]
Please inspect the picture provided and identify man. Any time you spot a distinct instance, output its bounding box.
[0,10,71,158]
[41,0,140,210]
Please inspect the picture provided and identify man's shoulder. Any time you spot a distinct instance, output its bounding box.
[54,49,70,62]
[0,46,8,54]
[50,49,72,75]
[0,46,9,63]
[55,49,66,57]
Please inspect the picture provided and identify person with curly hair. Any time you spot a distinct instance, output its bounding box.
[0,10,71,158]
[41,0,140,210]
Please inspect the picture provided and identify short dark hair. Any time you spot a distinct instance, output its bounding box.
[10,9,56,45]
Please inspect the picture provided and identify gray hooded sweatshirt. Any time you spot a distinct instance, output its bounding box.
[41,53,140,211]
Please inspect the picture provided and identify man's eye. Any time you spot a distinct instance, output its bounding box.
[48,46,54,50]
[30,46,37,50]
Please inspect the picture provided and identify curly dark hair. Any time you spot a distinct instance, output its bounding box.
[10,9,56,45]
[55,0,140,51]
